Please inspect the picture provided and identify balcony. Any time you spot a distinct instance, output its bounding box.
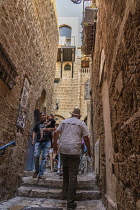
[57,36,76,62]
[82,5,98,55]
[82,23,96,55]
[59,36,75,47]
[81,59,90,73]
[81,68,90,73]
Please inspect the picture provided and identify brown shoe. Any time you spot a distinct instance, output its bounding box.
[38,175,46,179]
[67,202,77,209]
[33,171,39,178]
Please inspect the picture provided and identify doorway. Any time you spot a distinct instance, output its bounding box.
[25,109,40,171]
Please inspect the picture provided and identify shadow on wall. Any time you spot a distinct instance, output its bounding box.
[25,109,40,171]
[25,89,47,171]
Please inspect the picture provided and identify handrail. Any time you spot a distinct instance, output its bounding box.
[0,141,16,155]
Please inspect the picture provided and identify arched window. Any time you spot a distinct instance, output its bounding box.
[59,26,71,37]
[84,80,90,100]
[64,63,71,71]
[59,25,72,46]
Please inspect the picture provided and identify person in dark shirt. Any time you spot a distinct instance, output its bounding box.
[39,114,56,141]
[32,112,55,179]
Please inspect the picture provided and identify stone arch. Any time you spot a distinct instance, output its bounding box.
[35,89,46,112]
[25,89,47,171]
[59,25,72,36]
[54,114,65,126]
[59,24,72,29]
[64,63,71,70]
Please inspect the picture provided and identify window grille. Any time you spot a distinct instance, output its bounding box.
[0,43,18,89]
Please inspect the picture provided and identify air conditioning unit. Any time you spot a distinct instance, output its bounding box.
[85,7,98,25]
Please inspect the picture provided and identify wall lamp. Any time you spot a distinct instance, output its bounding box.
[54,99,59,110]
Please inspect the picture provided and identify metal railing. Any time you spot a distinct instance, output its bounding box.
[59,36,75,47]
[0,141,16,155]
[81,68,90,73]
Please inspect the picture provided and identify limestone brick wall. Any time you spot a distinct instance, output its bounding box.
[52,59,90,124]
[53,61,80,120]
[91,0,140,209]
[80,68,90,121]
[0,0,58,201]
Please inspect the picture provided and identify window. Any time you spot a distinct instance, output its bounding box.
[81,60,89,68]
[64,63,71,71]
[84,80,90,100]
[59,26,71,37]
[59,25,72,46]
[54,78,60,84]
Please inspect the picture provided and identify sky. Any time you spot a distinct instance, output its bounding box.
[56,0,83,18]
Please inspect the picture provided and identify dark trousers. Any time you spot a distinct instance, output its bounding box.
[60,153,80,205]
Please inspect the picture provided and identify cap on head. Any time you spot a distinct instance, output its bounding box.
[40,112,46,115]
[71,107,81,116]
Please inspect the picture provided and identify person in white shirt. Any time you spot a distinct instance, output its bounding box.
[53,108,91,210]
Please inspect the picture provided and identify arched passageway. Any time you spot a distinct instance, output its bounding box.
[25,89,47,171]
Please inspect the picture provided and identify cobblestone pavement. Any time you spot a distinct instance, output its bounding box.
[0,197,106,210]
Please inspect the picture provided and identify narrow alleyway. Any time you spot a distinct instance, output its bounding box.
[1,0,139,209]
[0,156,106,210]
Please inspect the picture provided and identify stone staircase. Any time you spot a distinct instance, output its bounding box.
[0,170,106,210]
[17,171,101,201]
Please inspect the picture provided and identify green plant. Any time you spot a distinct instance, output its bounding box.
[91,3,97,8]
[82,21,89,26]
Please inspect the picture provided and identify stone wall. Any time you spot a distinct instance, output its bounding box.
[52,59,90,124]
[0,0,58,201]
[91,0,140,209]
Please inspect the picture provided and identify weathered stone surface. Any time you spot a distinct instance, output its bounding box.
[0,197,106,210]
[16,171,101,201]
[52,61,90,122]
[17,186,100,201]
[21,173,98,190]
[0,0,58,201]
[91,0,140,209]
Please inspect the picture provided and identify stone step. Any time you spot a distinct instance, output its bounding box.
[21,176,99,190]
[0,197,106,210]
[17,186,101,201]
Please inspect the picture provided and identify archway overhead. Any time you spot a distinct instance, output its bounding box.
[35,89,46,111]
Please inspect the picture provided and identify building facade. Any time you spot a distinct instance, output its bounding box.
[52,0,91,127]
[0,0,58,201]
[87,0,140,209]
